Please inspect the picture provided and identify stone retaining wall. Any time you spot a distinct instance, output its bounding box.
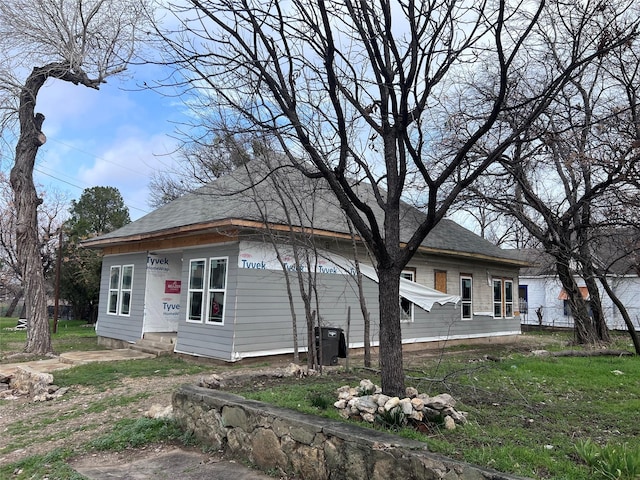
[173,385,530,480]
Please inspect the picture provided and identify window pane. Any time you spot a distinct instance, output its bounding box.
[108,292,118,314]
[120,292,131,315]
[121,266,133,289]
[210,259,227,290]
[189,260,205,290]
[461,278,472,301]
[189,291,203,321]
[462,303,471,319]
[494,303,502,317]
[505,281,513,302]
[208,292,224,323]
[110,267,120,289]
[493,280,502,302]
[505,303,513,317]
[400,297,412,320]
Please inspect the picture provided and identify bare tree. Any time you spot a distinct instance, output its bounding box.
[148,132,256,207]
[466,1,640,346]
[0,172,67,318]
[0,0,152,354]
[154,0,638,395]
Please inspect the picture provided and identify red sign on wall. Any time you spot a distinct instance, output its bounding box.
[165,280,181,294]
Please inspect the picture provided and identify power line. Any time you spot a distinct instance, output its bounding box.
[34,166,150,216]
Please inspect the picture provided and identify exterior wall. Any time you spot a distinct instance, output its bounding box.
[519,275,640,331]
[96,252,148,343]
[231,245,521,360]
[96,239,523,360]
[409,253,522,341]
[173,243,240,361]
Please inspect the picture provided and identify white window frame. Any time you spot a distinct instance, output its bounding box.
[400,269,415,323]
[460,275,473,320]
[493,279,503,318]
[186,258,206,323]
[206,257,228,325]
[505,279,514,318]
[186,257,228,326]
[493,278,514,319]
[107,264,133,316]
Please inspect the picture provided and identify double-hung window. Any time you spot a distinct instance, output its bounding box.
[107,265,133,316]
[460,275,472,320]
[493,278,514,318]
[187,257,228,325]
[400,269,415,323]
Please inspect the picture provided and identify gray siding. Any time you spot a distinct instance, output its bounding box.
[232,250,521,359]
[174,243,240,360]
[96,253,147,343]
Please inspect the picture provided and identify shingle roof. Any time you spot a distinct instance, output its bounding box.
[87,163,519,263]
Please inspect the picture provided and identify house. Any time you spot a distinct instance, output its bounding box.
[512,246,640,330]
[83,164,526,361]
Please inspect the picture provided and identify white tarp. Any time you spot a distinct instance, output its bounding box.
[346,262,460,312]
[238,241,459,312]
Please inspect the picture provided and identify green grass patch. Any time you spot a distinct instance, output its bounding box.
[0,419,199,480]
[0,317,100,359]
[87,417,196,451]
[0,447,85,480]
[231,345,640,480]
[53,356,208,390]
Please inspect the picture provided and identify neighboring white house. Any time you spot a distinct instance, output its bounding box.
[512,248,640,331]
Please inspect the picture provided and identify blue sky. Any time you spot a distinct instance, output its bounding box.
[30,65,184,221]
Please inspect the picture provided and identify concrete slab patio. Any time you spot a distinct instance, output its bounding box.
[0,349,155,377]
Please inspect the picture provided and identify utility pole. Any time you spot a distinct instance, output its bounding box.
[53,226,63,334]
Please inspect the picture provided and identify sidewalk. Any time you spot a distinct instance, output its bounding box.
[71,448,275,480]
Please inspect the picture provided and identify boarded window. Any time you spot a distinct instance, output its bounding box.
[434,270,447,293]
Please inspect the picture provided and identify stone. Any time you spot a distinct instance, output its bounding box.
[338,389,352,400]
[250,428,287,470]
[198,373,224,389]
[531,349,549,356]
[408,410,424,421]
[338,409,351,419]
[376,394,390,407]
[383,397,400,411]
[423,407,441,420]
[334,399,347,409]
[399,398,414,415]
[427,393,456,410]
[410,397,425,411]
[354,396,378,414]
[281,435,326,480]
[358,379,376,394]
[11,366,54,398]
[222,405,249,430]
[405,386,419,398]
[145,404,173,419]
[443,415,456,430]
[362,412,376,423]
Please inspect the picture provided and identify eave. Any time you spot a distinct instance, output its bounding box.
[83,218,525,267]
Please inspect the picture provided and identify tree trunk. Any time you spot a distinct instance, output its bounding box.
[10,66,52,354]
[598,276,640,355]
[582,273,610,343]
[556,260,597,345]
[377,266,405,397]
[5,291,22,317]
